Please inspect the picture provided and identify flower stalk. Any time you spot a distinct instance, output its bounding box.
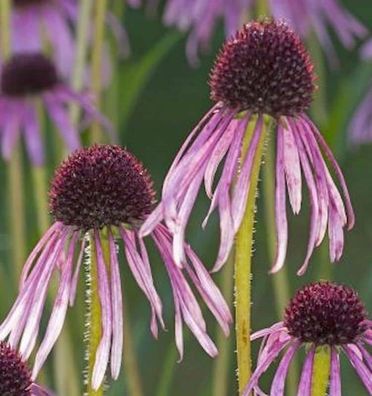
[235,118,267,394]
[90,0,108,144]
[311,345,331,396]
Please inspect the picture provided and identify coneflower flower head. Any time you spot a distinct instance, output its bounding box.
[49,145,156,230]
[0,145,231,390]
[209,21,315,117]
[141,19,354,275]
[244,282,372,395]
[0,341,50,396]
[0,52,111,165]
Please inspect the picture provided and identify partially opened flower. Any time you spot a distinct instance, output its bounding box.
[0,52,110,165]
[0,145,231,390]
[141,20,354,275]
[243,282,372,395]
[0,341,52,396]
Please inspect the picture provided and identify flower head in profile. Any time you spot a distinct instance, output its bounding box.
[131,0,366,66]
[244,282,372,395]
[141,20,354,275]
[0,341,51,396]
[0,52,110,165]
[0,145,231,390]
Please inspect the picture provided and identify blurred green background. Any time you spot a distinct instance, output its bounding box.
[0,1,372,395]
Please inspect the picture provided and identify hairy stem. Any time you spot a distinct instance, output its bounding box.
[235,119,267,395]
[311,346,331,396]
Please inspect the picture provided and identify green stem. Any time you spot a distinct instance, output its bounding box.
[90,0,108,144]
[311,346,331,396]
[263,129,298,395]
[256,0,269,16]
[86,231,110,396]
[0,0,11,58]
[69,0,93,127]
[235,119,267,395]
[212,253,234,396]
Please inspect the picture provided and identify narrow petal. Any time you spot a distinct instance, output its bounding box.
[270,126,288,273]
[108,229,123,380]
[242,339,290,396]
[297,346,315,396]
[282,124,302,214]
[231,115,263,233]
[32,233,77,378]
[343,345,372,394]
[329,347,341,396]
[121,228,163,330]
[305,115,355,229]
[43,93,80,151]
[22,104,44,166]
[92,231,113,390]
[20,229,70,359]
[270,340,300,396]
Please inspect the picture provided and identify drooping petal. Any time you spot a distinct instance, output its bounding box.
[343,345,372,394]
[270,125,288,274]
[329,347,341,396]
[32,233,78,378]
[108,229,123,380]
[20,228,70,359]
[297,346,315,396]
[231,115,264,233]
[270,340,300,396]
[120,227,163,333]
[282,123,302,214]
[242,339,290,396]
[91,231,113,390]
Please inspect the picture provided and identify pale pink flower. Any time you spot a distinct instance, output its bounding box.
[0,145,231,390]
[141,20,354,275]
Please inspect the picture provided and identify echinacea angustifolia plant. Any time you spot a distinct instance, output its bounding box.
[0,0,370,395]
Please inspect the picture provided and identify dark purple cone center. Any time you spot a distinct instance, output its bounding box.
[50,145,156,231]
[0,342,32,396]
[209,20,315,117]
[284,282,367,345]
[1,53,58,97]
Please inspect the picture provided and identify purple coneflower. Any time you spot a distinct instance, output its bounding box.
[348,39,372,146]
[0,52,110,166]
[0,341,52,396]
[0,145,231,390]
[243,282,372,395]
[141,20,355,275]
